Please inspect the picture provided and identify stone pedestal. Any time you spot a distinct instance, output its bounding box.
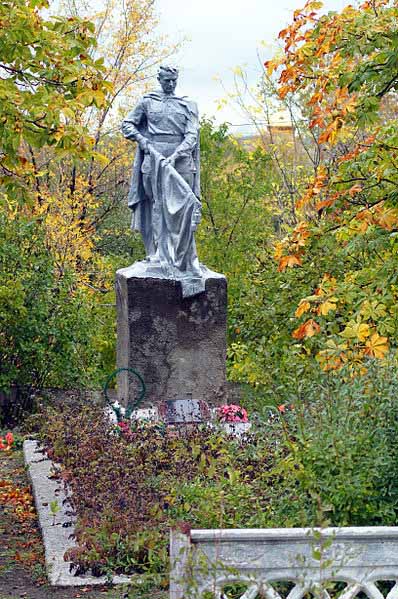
[115,266,227,407]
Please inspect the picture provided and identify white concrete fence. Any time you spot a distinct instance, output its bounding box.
[169,527,398,599]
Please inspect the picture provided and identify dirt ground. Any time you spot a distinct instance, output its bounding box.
[0,449,124,599]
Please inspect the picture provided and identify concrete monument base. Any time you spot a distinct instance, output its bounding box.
[116,264,227,407]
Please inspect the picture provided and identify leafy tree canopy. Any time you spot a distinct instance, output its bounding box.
[0,0,111,202]
[266,0,398,372]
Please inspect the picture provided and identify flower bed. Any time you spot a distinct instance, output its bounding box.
[36,402,285,582]
[34,365,398,587]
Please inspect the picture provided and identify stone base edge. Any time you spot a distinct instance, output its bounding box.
[23,439,134,587]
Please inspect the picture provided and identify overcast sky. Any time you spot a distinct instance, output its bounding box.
[155,0,351,132]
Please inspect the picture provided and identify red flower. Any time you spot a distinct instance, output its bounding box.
[217,404,249,423]
[277,404,294,414]
[0,431,14,451]
[118,421,130,430]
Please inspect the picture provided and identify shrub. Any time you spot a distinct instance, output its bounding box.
[38,402,286,578]
[275,358,398,527]
[36,358,398,580]
[0,209,105,394]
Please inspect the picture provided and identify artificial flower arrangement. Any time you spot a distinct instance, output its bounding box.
[0,432,14,451]
[216,404,249,423]
[106,401,251,440]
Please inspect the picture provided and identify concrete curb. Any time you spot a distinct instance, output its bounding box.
[23,439,133,587]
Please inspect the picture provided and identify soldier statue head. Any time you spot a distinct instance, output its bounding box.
[157,65,179,96]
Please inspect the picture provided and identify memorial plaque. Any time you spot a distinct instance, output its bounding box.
[164,398,204,424]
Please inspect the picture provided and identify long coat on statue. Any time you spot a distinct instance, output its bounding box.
[121,91,204,297]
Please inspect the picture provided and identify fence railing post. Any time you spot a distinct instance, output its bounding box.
[169,528,192,599]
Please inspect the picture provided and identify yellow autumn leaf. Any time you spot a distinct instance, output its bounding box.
[340,321,371,342]
[53,126,65,142]
[295,300,311,318]
[318,296,338,316]
[364,333,389,359]
[265,58,277,76]
[91,151,109,166]
[273,242,284,260]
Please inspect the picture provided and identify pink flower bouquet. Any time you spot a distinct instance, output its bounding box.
[217,404,248,423]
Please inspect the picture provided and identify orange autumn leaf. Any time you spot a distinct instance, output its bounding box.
[310,116,326,129]
[265,58,281,76]
[315,198,334,211]
[278,27,289,40]
[292,318,321,339]
[376,207,398,231]
[349,183,363,196]
[295,300,311,317]
[317,352,344,372]
[308,91,323,106]
[356,209,373,223]
[278,85,292,99]
[278,254,302,272]
[292,221,311,237]
[364,333,389,359]
[318,121,339,144]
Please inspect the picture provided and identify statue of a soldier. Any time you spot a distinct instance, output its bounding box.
[121,66,205,297]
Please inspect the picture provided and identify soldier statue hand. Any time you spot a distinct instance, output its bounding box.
[140,138,151,154]
[163,153,177,167]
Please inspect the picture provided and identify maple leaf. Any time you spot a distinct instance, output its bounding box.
[364,333,389,359]
[278,254,302,272]
[292,318,321,339]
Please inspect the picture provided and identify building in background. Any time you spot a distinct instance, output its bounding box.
[234,109,294,149]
